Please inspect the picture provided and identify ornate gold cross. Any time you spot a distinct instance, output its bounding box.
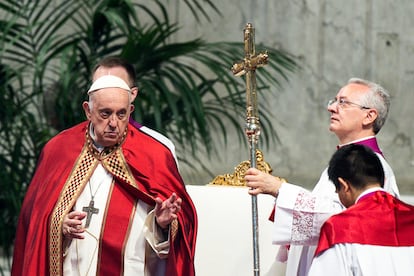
[232,23,268,146]
[232,23,269,276]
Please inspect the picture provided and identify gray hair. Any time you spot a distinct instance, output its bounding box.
[348,78,390,134]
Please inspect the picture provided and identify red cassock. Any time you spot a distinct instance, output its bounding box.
[11,121,197,276]
[315,191,414,256]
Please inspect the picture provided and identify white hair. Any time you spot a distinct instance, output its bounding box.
[348,78,390,134]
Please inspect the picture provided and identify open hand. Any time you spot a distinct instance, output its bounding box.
[154,193,182,229]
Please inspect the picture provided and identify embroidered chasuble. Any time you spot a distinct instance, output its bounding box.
[271,137,400,276]
[12,121,197,276]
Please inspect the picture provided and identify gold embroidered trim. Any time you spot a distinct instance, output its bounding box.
[49,125,154,275]
[86,123,127,161]
[101,148,138,189]
[170,218,179,240]
[49,128,140,275]
[49,145,99,276]
[85,122,138,189]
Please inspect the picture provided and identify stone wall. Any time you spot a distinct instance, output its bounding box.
[169,0,414,194]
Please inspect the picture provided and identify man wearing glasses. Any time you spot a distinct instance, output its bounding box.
[244,78,400,276]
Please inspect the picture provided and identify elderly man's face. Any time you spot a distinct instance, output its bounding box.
[327,83,373,143]
[83,87,131,147]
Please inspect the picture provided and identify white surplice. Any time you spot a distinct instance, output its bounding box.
[308,188,414,276]
[308,238,414,275]
[272,152,400,276]
[63,164,169,276]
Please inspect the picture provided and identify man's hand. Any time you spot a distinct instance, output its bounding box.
[154,193,182,229]
[245,167,285,197]
[62,211,86,239]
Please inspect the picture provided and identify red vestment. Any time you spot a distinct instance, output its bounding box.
[11,121,197,276]
[315,191,414,256]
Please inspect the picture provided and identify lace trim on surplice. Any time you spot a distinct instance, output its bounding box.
[291,191,316,244]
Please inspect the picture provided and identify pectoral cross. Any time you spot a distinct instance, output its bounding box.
[83,200,99,228]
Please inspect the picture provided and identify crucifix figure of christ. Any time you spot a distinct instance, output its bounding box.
[83,200,99,228]
[232,22,269,276]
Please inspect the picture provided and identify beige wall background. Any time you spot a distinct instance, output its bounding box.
[163,0,414,195]
[1,1,413,274]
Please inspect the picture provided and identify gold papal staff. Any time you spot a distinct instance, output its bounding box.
[232,23,268,276]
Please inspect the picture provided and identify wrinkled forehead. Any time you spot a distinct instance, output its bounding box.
[88,89,130,115]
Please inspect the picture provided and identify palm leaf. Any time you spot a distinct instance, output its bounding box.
[0,1,298,271]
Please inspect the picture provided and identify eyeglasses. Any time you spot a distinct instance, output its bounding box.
[327,98,371,109]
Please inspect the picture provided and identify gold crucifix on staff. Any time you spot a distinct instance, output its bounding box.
[232,22,268,276]
[232,24,268,142]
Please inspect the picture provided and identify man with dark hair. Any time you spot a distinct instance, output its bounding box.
[328,143,386,207]
[92,56,137,98]
[245,78,400,275]
[308,144,414,276]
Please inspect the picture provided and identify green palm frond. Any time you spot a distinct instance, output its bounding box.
[0,1,298,271]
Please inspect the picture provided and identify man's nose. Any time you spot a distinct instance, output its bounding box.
[327,102,337,112]
[108,115,118,126]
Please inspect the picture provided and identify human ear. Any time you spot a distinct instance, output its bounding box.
[363,109,378,126]
[82,101,91,120]
[130,87,139,102]
[338,177,350,192]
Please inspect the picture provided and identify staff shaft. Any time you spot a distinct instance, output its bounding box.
[232,23,268,276]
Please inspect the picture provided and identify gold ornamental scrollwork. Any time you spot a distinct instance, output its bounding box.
[208,149,272,186]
